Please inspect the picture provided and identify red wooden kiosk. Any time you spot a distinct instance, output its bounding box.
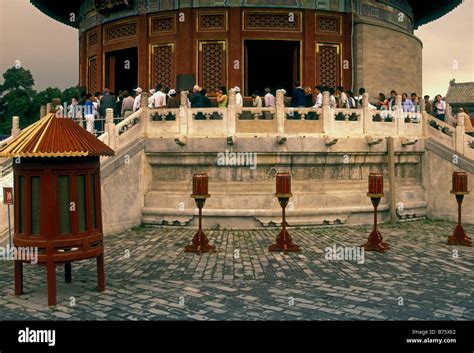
[0,112,114,306]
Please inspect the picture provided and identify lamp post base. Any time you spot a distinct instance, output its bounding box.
[268,228,300,253]
[447,224,472,247]
[362,228,390,253]
[185,229,216,254]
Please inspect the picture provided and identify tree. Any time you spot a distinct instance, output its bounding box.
[0,67,36,134]
[0,67,34,92]
[32,87,63,118]
[62,86,85,104]
[0,66,81,136]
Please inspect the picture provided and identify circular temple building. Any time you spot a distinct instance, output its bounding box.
[32,0,461,98]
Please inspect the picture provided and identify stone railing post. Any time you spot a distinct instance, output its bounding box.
[140,92,149,136]
[105,108,117,150]
[276,89,285,134]
[362,92,370,134]
[40,105,46,118]
[322,91,331,133]
[179,91,189,135]
[455,112,466,154]
[418,99,426,136]
[11,116,20,138]
[46,103,52,114]
[395,94,403,135]
[227,88,236,137]
[421,111,429,137]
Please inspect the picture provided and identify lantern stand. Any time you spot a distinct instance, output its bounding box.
[362,173,389,253]
[268,173,300,253]
[185,174,215,253]
[447,172,472,246]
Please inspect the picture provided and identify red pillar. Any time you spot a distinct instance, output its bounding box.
[176,8,193,76]
[228,8,241,91]
[137,14,148,91]
[96,24,103,92]
[303,9,315,88]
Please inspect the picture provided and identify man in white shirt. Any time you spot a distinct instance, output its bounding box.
[156,86,167,108]
[264,87,275,108]
[312,85,323,108]
[150,85,167,108]
[263,88,275,120]
[336,86,348,108]
[133,87,142,112]
[329,87,337,108]
[234,86,243,107]
[434,94,446,122]
[148,89,156,108]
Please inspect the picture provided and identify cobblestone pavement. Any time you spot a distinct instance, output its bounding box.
[0,220,472,320]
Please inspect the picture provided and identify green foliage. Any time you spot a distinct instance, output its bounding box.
[0,66,82,135]
[0,67,36,134]
[62,86,85,103]
[0,67,34,92]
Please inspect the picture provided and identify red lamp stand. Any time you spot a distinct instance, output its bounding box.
[268,173,300,253]
[362,173,389,253]
[447,172,472,246]
[185,174,216,253]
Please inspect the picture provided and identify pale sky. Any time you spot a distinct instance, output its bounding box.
[0,0,473,97]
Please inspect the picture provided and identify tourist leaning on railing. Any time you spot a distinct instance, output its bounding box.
[304,86,313,107]
[166,89,180,109]
[336,86,348,108]
[388,90,397,110]
[216,86,228,108]
[355,87,365,107]
[376,93,389,110]
[67,97,81,120]
[263,88,275,120]
[312,86,323,108]
[434,94,446,122]
[402,93,415,112]
[346,90,356,109]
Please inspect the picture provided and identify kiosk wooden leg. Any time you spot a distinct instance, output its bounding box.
[64,263,72,283]
[46,261,56,306]
[14,261,23,295]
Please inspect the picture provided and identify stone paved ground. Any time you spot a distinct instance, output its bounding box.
[0,220,472,320]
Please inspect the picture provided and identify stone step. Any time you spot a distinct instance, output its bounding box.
[142,200,427,228]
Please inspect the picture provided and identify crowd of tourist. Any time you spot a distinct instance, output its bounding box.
[54,82,473,136]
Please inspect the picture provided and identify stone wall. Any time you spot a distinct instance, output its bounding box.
[353,18,423,100]
[424,149,474,224]
[100,139,152,233]
[142,136,427,229]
